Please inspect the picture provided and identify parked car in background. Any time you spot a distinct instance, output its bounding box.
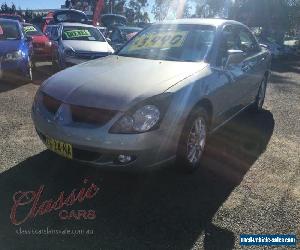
[284,35,300,47]
[48,22,114,69]
[0,19,33,81]
[96,26,107,37]
[22,23,52,66]
[284,35,300,55]
[0,14,25,23]
[32,19,271,172]
[44,24,59,38]
[108,26,142,50]
[43,9,89,33]
[257,37,284,59]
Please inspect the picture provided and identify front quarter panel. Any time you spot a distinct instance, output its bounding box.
[165,64,228,133]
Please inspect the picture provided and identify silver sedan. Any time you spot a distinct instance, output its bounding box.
[32,19,271,172]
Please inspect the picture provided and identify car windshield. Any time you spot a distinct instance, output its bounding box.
[118,24,216,62]
[62,26,105,42]
[120,28,141,35]
[0,21,20,40]
[23,24,43,36]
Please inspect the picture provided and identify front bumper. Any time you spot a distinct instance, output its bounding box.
[32,103,178,168]
[0,58,28,79]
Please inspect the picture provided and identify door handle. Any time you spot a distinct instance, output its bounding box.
[241,63,250,72]
[260,57,266,63]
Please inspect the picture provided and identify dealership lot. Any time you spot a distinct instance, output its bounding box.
[0,59,299,249]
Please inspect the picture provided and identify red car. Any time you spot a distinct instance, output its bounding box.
[22,23,53,66]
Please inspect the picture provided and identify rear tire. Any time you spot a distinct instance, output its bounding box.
[253,76,267,112]
[176,107,208,173]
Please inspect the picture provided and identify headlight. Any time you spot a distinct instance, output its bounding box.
[45,41,52,47]
[64,49,75,57]
[110,105,160,133]
[109,93,173,134]
[4,50,22,61]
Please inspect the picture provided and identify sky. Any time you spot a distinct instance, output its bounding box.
[0,0,64,9]
[0,0,156,20]
[0,0,157,10]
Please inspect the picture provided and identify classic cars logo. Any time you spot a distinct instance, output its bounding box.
[10,178,99,226]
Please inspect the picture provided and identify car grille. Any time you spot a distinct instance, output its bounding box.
[70,104,117,126]
[33,43,45,49]
[42,93,117,126]
[42,93,62,114]
[75,51,109,60]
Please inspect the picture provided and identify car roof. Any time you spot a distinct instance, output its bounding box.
[0,18,20,24]
[54,9,86,15]
[155,18,242,27]
[118,26,142,30]
[60,22,95,28]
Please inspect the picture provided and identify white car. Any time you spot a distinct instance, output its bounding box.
[49,22,114,69]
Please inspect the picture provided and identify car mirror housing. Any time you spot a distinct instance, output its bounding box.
[225,49,245,68]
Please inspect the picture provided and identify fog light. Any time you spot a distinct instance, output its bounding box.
[118,155,132,164]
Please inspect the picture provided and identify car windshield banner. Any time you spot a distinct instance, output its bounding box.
[24,26,37,33]
[128,31,188,51]
[64,29,91,39]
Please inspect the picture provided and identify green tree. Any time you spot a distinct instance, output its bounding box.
[152,0,191,20]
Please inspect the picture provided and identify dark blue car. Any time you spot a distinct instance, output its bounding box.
[0,18,33,81]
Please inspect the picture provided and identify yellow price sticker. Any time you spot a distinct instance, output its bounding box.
[24,26,37,33]
[128,31,188,51]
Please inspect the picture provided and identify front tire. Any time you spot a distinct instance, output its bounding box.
[176,107,208,173]
[25,57,33,82]
[253,76,267,111]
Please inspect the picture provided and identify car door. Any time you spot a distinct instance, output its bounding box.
[212,25,247,125]
[236,27,264,105]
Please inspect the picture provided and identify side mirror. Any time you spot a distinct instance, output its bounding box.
[260,43,268,49]
[106,37,112,43]
[225,49,245,68]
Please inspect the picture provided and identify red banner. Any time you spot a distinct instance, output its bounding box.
[93,0,104,26]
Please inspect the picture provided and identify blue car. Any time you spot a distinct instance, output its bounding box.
[0,18,33,81]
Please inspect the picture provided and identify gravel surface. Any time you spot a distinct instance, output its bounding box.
[0,60,299,249]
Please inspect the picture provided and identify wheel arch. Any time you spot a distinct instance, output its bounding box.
[264,70,271,80]
[191,98,214,129]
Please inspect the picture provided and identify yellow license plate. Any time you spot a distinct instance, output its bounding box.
[45,137,73,159]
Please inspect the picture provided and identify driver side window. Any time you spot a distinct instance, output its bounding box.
[238,29,259,54]
[217,25,239,66]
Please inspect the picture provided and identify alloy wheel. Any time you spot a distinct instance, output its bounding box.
[186,117,207,165]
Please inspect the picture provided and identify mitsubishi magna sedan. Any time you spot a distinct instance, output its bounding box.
[32,19,271,172]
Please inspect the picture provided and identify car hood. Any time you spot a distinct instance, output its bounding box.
[62,40,113,53]
[42,55,207,111]
[0,40,22,56]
